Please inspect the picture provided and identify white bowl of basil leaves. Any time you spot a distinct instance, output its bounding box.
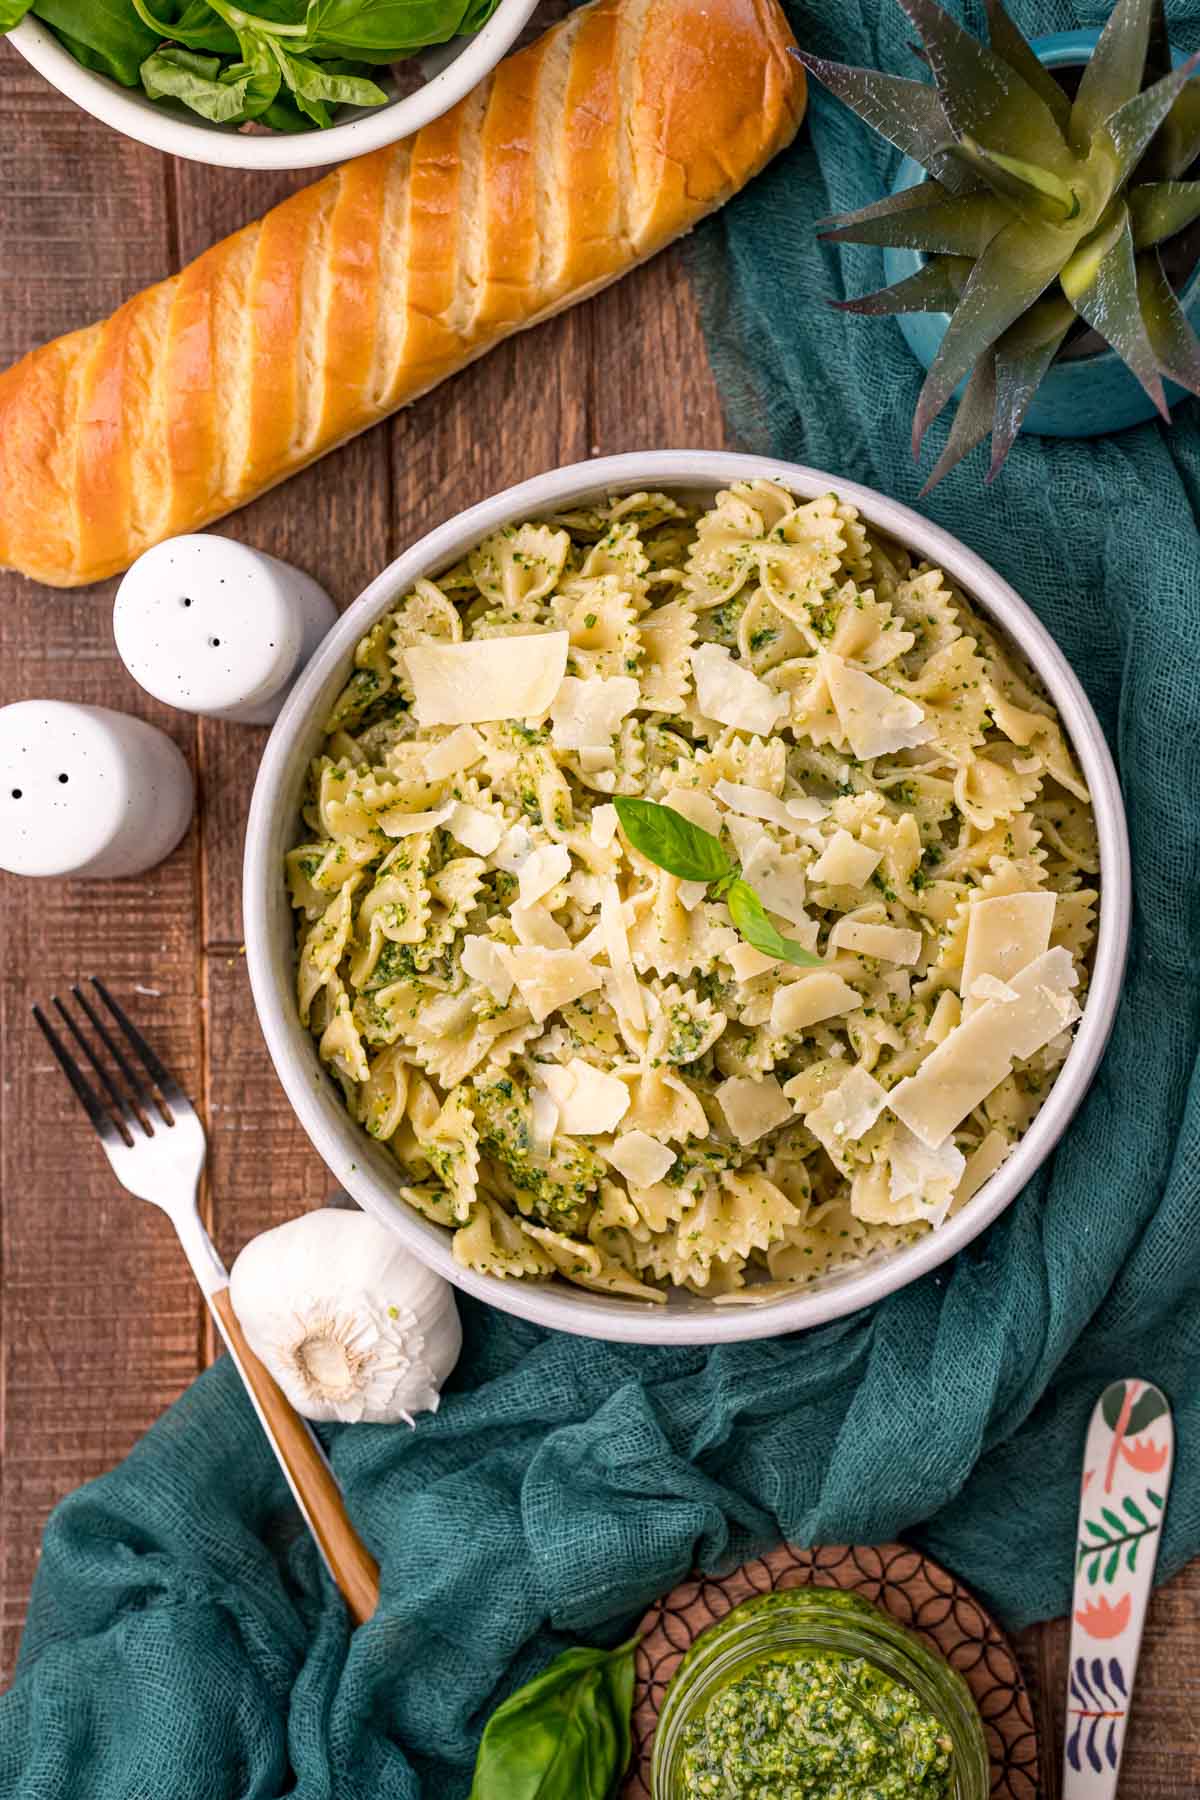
[2,0,540,169]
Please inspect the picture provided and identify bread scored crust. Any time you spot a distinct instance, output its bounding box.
[0,0,804,588]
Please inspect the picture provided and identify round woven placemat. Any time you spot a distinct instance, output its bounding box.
[620,1541,1039,1798]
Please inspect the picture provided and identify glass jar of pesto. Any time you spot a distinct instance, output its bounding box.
[651,1586,990,1800]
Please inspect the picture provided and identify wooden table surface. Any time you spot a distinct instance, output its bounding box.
[1,20,1197,1795]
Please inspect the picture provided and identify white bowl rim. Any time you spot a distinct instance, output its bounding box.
[8,0,539,171]
[244,450,1132,1345]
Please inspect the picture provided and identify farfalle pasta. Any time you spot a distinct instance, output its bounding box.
[287,482,1098,1304]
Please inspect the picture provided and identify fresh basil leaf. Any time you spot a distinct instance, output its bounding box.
[31,0,159,86]
[141,45,258,120]
[0,2,35,32]
[131,0,240,52]
[305,0,481,53]
[469,1636,639,1800]
[274,42,386,110]
[613,797,734,886]
[459,0,500,28]
[725,879,823,968]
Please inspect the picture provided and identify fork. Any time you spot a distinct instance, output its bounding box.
[33,978,380,1627]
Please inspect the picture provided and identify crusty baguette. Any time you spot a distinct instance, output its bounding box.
[0,0,804,588]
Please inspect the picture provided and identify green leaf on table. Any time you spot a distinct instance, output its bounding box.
[469,1635,638,1800]
[613,797,734,885]
[725,880,823,968]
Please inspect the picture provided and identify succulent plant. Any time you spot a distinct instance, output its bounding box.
[795,0,1200,487]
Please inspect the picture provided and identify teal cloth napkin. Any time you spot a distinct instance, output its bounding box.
[5,3,1200,1794]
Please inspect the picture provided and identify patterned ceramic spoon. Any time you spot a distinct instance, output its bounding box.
[1064,1380,1174,1798]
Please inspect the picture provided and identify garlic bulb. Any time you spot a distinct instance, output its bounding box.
[229,1209,461,1425]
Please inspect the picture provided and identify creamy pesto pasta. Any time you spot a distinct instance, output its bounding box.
[286,482,1098,1305]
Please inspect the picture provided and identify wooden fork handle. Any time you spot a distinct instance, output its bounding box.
[209,1287,380,1626]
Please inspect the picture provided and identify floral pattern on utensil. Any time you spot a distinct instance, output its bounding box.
[1063,1380,1174,1800]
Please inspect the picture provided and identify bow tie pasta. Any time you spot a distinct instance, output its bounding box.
[287,482,1098,1305]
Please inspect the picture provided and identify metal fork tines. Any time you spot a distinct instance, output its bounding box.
[32,980,207,1213]
[34,978,186,1143]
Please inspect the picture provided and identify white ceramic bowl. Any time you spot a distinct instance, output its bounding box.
[8,0,538,171]
[244,452,1131,1344]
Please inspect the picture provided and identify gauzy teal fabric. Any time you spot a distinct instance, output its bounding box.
[5,3,1200,1794]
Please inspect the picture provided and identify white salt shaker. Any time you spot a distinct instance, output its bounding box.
[0,700,194,880]
[113,535,337,726]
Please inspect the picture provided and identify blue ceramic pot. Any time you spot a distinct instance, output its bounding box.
[883,30,1200,438]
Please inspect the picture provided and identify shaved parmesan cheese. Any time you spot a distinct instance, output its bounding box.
[425,725,484,780]
[716,1075,792,1145]
[726,941,779,981]
[809,829,881,888]
[600,880,645,1031]
[690,644,787,736]
[830,919,923,965]
[822,653,934,760]
[786,794,828,823]
[957,1129,1011,1204]
[960,891,1056,1018]
[887,1125,966,1226]
[405,632,568,727]
[511,904,571,950]
[803,1065,888,1167]
[379,801,453,838]
[661,786,723,837]
[724,813,768,865]
[770,971,860,1034]
[447,801,503,856]
[925,990,961,1044]
[518,843,571,908]
[506,946,601,1023]
[678,878,709,911]
[713,780,793,830]
[550,675,639,749]
[529,1085,559,1157]
[604,1130,675,1188]
[968,973,1019,1004]
[741,842,808,924]
[461,935,514,1004]
[590,804,619,848]
[537,1060,630,1135]
[888,947,1080,1147]
[491,823,535,873]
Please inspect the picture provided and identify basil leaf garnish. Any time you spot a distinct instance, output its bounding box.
[469,1635,638,1800]
[612,796,823,969]
[613,796,735,884]
[726,879,824,968]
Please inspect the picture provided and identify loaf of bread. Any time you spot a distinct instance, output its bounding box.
[0,0,803,589]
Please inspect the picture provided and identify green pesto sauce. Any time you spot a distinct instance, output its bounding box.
[679,1651,953,1800]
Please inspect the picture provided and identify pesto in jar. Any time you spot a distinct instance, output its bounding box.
[678,1649,954,1799]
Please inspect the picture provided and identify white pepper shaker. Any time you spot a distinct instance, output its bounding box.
[0,700,194,880]
[113,535,337,726]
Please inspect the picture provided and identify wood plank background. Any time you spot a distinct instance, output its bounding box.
[0,17,1196,1793]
